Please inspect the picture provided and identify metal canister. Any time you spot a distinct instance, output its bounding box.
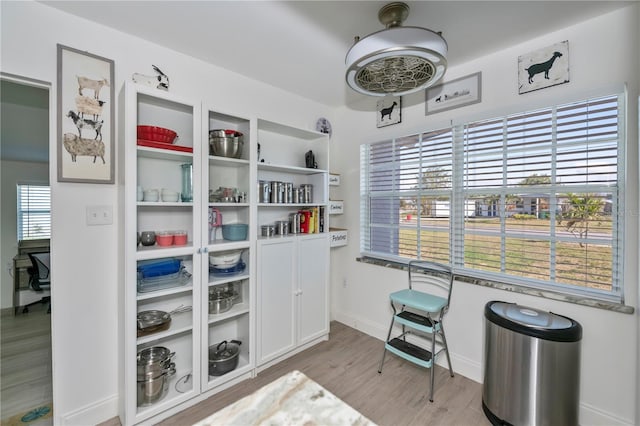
[285,182,293,204]
[270,181,279,203]
[275,220,289,235]
[258,180,270,203]
[292,186,300,204]
[289,212,301,234]
[300,184,313,203]
[261,225,275,237]
[276,182,285,203]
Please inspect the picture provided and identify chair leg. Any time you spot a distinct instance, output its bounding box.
[378,309,396,373]
[439,323,454,377]
[429,325,436,402]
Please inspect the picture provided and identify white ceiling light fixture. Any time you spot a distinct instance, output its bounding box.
[345,2,448,97]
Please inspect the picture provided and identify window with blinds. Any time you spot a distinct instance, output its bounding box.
[17,184,51,240]
[361,93,624,300]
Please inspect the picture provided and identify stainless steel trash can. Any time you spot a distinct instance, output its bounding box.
[482,301,582,426]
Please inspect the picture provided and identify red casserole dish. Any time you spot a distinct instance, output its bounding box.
[137,125,177,144]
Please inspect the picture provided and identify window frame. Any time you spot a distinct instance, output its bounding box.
[17,183,52,241]
[360,93,626,303]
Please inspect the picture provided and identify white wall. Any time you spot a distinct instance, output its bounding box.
[1,2,333,424]
[0,160,49,308]
[331,5,640,426]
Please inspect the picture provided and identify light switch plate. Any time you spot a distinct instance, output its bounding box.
[86,205,113,225]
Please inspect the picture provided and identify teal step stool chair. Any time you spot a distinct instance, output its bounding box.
[378,260,454,402]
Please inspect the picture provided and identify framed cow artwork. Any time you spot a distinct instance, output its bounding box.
[57,44,115,183]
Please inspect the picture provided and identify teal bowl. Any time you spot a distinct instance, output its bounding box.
[221,224,248,241]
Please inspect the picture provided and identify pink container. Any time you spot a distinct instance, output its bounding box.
[173,231,187,246]
[156,232,174,246]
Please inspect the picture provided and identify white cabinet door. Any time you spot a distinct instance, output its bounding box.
[257,238,296,364]
[297,235,329,344]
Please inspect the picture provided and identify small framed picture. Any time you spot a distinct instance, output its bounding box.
[425,72,482,116]
[518,41,569,94]
[376,96,401,128]
[57,44,115,183]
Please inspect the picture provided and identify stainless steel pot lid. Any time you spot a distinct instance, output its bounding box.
[209,290,237,301]
[137,346,173,364]
[208,340,241,362]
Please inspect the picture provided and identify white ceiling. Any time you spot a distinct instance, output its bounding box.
[40,0,632,108]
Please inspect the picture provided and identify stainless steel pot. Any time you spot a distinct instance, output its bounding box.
[136,365,176,406]
[208,287,239,314]
[136,346,175,378]
[208,340,241,376]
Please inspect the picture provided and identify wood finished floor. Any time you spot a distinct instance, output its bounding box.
[0,303,53,424]
[150,321,490,426]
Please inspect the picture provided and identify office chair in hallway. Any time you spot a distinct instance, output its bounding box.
[23,252,51,314]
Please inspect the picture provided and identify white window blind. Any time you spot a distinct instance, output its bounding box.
[17,184,51,240]
[361,129,453,265]
[361,93,624,300]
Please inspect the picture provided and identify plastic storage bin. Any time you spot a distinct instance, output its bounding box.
[483,300,582,426]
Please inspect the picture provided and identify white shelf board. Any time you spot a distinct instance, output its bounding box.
[137,201,194,208]
[136,283,193,301]
[208,202,250,208]
[137,145,194,161]
[207,303,250,325]
[136,244,195,260]
[258,203,327,208]
[258,163,327,175]
[136,311,193,346]
[208,155,250,167]
[257,119,327,140]
[208,269,250,286]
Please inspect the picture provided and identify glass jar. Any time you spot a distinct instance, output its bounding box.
[181,163,193,202]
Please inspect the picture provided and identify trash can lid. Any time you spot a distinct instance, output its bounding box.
[485,301,582,342]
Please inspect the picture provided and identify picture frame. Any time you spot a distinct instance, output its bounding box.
[376,96,401,128]
[425,72,482,116]
[57,44,114,183]
[518,41,569,94]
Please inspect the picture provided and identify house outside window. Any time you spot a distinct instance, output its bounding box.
[360,94,624,301]
[17,184,51,240]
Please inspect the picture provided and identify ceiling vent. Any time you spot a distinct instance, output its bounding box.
[345,2,448,97]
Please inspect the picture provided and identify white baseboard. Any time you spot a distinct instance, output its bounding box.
[59,394,119,425]
[579,401,634,426]
[332,311,633,426]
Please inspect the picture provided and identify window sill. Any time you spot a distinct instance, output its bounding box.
[356,256,635,315]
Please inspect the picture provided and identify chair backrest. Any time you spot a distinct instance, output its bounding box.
[407,260,453,313]
[28,252,50,290]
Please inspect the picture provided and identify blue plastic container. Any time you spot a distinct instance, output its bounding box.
[137,258,181,278]
[222,224,248,241]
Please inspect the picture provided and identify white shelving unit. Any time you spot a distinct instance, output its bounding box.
[121,84,256,425]
[200,106,255,393]
[121,84,329,424]
[255,119,330,369]
[122,83,203,425]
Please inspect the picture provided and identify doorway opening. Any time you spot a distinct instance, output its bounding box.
[0,73,53,425]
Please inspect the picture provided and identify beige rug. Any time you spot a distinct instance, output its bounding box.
[194,370,375,426]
